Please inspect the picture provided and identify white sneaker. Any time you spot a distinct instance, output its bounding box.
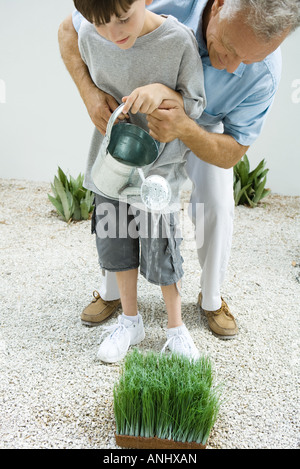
[97,314,145,363]
[161,323,200,360]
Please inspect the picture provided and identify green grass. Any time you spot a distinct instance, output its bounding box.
[113,349,222,445]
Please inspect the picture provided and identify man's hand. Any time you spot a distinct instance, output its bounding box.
[146,99,189,142]
[58,15,127,136]
[147,100,249,169]
[82,86,126,135]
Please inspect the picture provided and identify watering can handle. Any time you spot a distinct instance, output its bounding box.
[105,103,126,142]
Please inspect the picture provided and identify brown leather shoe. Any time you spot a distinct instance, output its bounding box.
[198,293,238,339]
[81,291,121,326]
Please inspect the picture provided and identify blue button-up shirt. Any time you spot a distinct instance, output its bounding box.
[73,0,282,146]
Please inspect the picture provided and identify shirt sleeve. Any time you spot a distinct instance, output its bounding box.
[176,31,206,120]
[223,87,277,146]
[72,10,84,33]
[223,56,282,146]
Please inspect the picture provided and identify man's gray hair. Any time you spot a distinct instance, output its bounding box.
[220,0,300,40]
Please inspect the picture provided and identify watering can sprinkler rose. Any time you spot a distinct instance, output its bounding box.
[91,104,172,211]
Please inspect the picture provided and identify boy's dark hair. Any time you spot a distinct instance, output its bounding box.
[74,0,137,25]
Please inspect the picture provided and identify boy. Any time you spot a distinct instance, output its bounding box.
[74,0,206,362]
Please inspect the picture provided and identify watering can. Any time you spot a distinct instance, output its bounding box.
[91,103,172,211]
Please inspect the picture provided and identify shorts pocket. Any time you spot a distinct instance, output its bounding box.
[165,236,184,274]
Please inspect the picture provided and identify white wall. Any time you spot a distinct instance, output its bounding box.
[247,28,300,196]
[0,0,93,182]
[0,0,300,195]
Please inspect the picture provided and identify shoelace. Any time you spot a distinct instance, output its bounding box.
[92,290,120,306]
[92,290,101,302]
[99,320,128,344]
[213,298,235,319]
[201,293,235,320]
[161,333,194,356]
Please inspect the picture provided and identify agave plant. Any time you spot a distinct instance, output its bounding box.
[233,154,271,207]
[48,167,94,222]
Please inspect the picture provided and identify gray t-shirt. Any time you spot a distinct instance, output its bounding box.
[78,15,206,209]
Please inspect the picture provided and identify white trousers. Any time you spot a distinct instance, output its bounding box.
[98,152,234,312]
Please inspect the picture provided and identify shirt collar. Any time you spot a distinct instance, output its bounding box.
[233,63,247,77]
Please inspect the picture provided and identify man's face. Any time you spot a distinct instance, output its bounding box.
[205,0,290,73]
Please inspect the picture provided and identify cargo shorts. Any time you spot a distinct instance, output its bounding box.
[91,194,184,286]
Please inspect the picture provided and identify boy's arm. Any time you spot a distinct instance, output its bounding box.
[122,84,183,115]
[58,15,125,135]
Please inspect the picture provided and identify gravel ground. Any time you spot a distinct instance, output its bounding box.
[0,178,299,449]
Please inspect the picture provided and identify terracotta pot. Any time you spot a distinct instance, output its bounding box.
[115,434,206,449]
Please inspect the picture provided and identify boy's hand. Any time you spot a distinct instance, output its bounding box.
[122,84,166,115]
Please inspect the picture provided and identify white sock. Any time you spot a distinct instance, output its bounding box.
[122,312,139,323]
[166,323,186,336]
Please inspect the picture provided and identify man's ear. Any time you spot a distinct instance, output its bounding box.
[145,0,153,6]
[211,0,225,17]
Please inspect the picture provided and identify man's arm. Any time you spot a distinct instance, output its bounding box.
[147,101,249,169]
[58,15,125,134]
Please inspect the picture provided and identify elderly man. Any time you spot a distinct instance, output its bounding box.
[58,0,300,338]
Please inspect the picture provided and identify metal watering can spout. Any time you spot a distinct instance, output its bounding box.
[92,103,172,211]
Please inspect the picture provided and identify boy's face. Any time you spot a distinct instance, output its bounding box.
[93,0,152,50]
